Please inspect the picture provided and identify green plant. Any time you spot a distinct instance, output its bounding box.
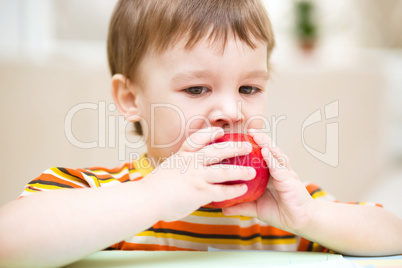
[295,1,317,41]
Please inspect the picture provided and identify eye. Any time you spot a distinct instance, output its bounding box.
[239,86,261,95]
[184,86,210,96]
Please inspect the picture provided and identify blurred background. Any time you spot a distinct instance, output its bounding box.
[0,0,401,217]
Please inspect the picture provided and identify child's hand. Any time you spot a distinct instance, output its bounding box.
[222,130,315,235]
[146,127,256,222]
[223,130,402,255]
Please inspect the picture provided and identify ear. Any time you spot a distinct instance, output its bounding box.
[111,74,141,122]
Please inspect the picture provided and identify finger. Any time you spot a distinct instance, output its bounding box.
[248,129,274,148]
[249,129,290,170]
[205,165,256,184]
[267,147,290,170]
[181,127,224,152]
[210,183,248,203]
[261,147,292,182]
[200,141,253,165]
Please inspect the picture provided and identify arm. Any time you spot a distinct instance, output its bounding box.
[0,180,166,267]
[0,127,254,267]
[223,129,402,256]
[303,199,402,256]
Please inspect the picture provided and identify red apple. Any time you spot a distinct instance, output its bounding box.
[208,133,269,208]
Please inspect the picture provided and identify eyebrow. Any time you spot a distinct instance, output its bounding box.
[241,70,270,81]
[171,70,213,83]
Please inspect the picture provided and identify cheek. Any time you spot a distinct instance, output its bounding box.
[141,104,185,149]
[157,106,211,149]
[244,101,269,130]
[185,115,210,135]
[142,100,210,153]
[245,116,269,130]
[144,105,187,147]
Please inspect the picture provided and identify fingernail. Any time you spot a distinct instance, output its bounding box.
[214,127,223,134]
[253,135,263,143]
[248,129,257,134]
[248,167,256,178]
[241,184,248,192]
[244,142,253,152]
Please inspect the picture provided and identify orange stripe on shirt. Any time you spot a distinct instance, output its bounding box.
[30,173,86,189]
[154,221,293,238]
[305,183,320,195]
[110,242,197,251]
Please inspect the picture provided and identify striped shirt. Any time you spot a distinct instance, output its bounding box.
[19,154,380,252]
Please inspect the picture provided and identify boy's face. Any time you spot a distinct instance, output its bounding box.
[134,37,269,162]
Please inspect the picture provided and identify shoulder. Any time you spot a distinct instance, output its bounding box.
[85,154,154,182]
[83,162,143,184]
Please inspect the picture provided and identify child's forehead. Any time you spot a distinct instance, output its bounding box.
[134,33,269,86]
[139,35,269,79]
[150,32,268,59]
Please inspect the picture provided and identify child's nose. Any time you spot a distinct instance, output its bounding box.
[209,98,245,128]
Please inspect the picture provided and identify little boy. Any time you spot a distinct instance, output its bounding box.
[0,0,401,267]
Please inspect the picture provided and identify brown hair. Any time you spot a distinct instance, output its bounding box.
[107,0,275,135]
